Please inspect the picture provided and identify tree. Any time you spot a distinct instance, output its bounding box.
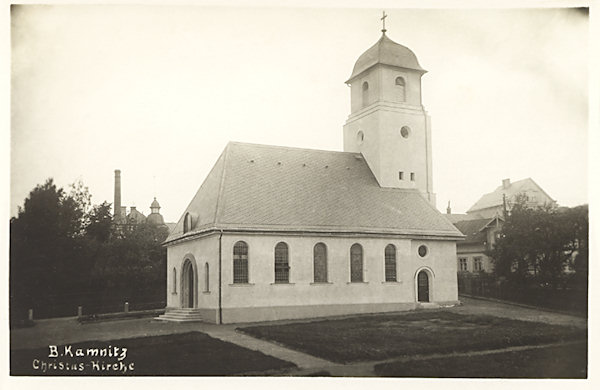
[10,178,93,319]
[490,195,588,289]
[11,178,170,321]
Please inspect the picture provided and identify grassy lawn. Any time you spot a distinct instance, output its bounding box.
[11,332,295,376]
[239,311,586,363]
[374,342,587,378]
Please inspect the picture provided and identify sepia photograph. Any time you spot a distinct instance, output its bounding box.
[4,0,594,386]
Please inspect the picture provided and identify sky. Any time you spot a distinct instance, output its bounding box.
[10,4,590,224]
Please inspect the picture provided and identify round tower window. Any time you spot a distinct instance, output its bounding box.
[400,126,411,138]
[357,131,364,144]
[418,245,428,258]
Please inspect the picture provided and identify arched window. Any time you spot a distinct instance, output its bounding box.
[172,267,177,293]
[233,241,248,283]
[204,262,210,292]
[385,244,397,282]
[362,81,369,107]
[313,243,328,283]
[395,76,406,102]
[183,213,192,233]
[350,243,363,282]
[274,242,290,283]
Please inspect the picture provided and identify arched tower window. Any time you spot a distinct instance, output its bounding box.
[172,267,177,293]
[362,81,369,107]
[204,262,210,292]
[233,241,248,284]
[385,244,397,282]
[274,242,290,283]
[350,243,363,282]
[395,77,406,102]
[313,243,328,283]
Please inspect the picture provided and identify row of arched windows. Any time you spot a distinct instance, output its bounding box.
[361,77,406,108]
[232,241,399,284]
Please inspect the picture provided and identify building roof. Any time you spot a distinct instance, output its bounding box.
[127,207,146,224]
[467,178,555,214]
[347,33,426,83]
[444,213,484,224]
[165,142,463,244]
[147,213,165,225]
[453,217,501,245]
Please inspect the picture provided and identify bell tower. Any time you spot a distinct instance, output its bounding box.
[343,23,436,206]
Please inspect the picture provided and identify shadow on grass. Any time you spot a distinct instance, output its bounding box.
[11,331,295,376]
[374,342,587,378]
[238,311,587,364]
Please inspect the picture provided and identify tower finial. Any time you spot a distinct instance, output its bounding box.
[381,10,387,33]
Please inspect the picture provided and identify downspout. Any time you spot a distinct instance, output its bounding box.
[218,229,223,324]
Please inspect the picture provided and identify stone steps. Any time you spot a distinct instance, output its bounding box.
[417,302,440,309]
[155,308,205,322]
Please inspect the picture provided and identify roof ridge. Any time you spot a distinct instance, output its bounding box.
[227,141,359,155]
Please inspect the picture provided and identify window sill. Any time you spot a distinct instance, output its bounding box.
[203,291,211,294]
[310,282,333,285]
[347,281,369,284]
[229,283,255,287]
[270,282,295,285]
[382,281,402,284]
[171,292,178,295]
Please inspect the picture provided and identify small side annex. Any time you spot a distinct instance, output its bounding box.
[161,142,463,324]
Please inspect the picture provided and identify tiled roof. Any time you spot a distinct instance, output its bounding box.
[444,213,483,224]
[166,142,463,244]
[467,178,553,214]
[453,218,491,245]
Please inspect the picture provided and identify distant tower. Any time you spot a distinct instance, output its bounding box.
[147,197,165,225]
[114,170,122,222]
[343,25,436,206]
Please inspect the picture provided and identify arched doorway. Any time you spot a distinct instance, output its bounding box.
[181,259,196,308]
[417,270,430,302]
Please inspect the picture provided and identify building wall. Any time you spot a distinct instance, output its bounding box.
[167,232,459,323]
[166,235,220,322]
[457,252,494,273]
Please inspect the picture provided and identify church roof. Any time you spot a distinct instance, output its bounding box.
[347,33,426,83]
[165,142,462,244]
[467,178,555,214]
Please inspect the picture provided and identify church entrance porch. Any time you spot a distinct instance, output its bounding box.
[181,259,196,308]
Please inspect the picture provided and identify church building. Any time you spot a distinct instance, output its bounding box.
[160,24,463,323]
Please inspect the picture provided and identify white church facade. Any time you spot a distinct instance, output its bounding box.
[160,27,463,324]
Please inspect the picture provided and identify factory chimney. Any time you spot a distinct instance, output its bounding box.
[114,170,122,222]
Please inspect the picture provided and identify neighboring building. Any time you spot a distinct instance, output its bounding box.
[112,169,169,229]
[453,215,503,274]
[159,25,463,324]
[466,178,556,219]
[447,177,556,274]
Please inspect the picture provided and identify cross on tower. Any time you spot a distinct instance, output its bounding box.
[381,11,387,33]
